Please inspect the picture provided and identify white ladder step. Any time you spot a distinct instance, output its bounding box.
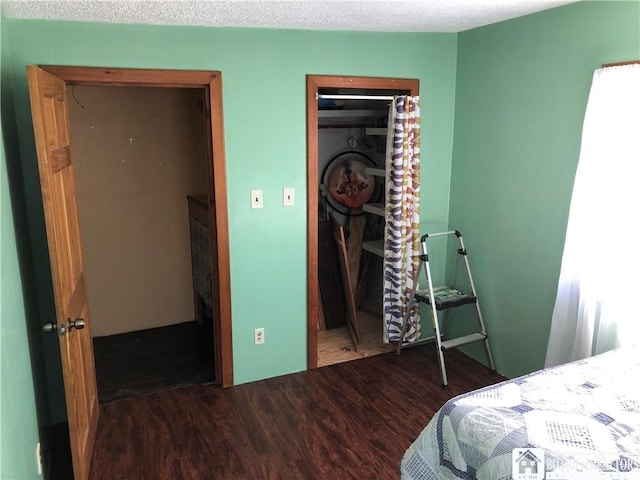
[441,332,487,350]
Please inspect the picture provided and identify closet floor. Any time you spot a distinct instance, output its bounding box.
[93,321,215,403]
[317,309,395,367]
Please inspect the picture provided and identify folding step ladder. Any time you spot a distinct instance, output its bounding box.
[395,230,495,386]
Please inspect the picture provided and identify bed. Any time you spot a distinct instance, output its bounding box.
[401,347,640,479]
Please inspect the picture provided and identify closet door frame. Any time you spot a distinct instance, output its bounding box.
[38,65,234,387]
[306,75,419,369]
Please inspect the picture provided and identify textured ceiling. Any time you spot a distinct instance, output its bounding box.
[1,0,581,32]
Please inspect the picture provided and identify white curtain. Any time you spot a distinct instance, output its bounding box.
[545,64,640,367]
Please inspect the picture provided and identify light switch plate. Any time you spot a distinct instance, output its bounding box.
[251,189,263,209]
[283,187,295,207]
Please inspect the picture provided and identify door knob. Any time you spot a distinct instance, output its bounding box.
[68,318,85,330]
[43,318,84,335]
[42,322,67,335]
[42,322,57,333]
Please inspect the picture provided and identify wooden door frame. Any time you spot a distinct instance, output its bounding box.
[40,65,234,387]
[306,75,419,369]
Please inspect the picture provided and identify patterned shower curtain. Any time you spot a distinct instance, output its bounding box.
[384,96,421,343]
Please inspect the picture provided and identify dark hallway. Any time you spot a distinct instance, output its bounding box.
[93,321,215,403]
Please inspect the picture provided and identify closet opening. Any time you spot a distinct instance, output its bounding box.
[306,75,419,369]
[67,85,216,401]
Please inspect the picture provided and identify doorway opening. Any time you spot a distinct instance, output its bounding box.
[28,65,233,479]
[306,75,419,369]
[67,85,216,401]
[42,66,232,389]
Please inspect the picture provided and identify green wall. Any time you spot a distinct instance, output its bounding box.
[2,20,458,384]
[1,13,43,479]
[450,1,640,378]
[1,119,43,480]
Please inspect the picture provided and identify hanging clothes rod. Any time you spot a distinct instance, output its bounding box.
[317,93,395,101]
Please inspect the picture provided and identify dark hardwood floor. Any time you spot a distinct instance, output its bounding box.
[93,321,215,402]
[89,344,505,480]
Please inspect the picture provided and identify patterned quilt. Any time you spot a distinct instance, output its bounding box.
[401,347,640,480]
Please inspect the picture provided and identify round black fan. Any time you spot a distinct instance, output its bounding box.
[321,151,382,216]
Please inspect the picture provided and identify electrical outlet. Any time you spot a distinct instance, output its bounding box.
[254,327,265,345]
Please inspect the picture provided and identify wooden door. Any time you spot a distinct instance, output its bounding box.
[27,66,99,480]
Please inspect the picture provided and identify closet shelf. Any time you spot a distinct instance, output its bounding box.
[362,239,384,257]
[363,203,385,217]
[318,109,387,126]
[365,167,386,178]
